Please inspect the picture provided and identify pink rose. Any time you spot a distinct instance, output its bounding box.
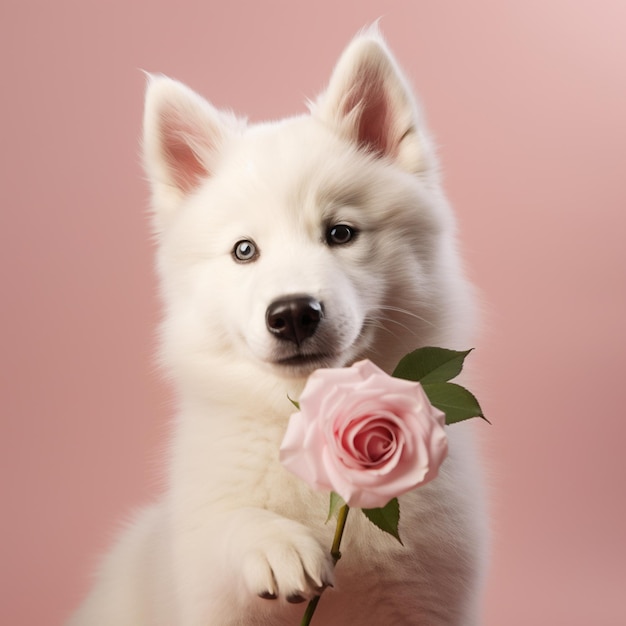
[279,360,448,509]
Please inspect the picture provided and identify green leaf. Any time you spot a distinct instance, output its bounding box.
[362,498,403,544]
[392,347,473,384]
[287,395,300,410]
[422,382,487,425]
[327,492,345,523]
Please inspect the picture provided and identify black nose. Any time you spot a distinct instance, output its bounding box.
[266,296,323,345]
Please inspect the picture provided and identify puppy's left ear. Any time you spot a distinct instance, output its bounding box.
[314,30,434,175]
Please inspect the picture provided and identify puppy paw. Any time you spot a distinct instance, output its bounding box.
[240,517,334,603]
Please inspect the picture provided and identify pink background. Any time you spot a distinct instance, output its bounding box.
[2,1,625,624]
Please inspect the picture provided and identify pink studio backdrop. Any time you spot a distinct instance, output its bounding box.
[2,1,625,624]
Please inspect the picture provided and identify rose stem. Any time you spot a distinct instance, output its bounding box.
[299,595,321,625]
[330,504,349,565]
[299,504,350,626]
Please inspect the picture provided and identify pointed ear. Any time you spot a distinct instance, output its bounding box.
[314,31,433,175]
[142,75,240,232]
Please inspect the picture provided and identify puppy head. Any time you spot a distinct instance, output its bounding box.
[142,30,467,399]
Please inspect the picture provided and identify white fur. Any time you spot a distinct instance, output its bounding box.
[68,28,487,626]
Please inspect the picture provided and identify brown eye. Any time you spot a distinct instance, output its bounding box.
[233,239,259,262]
[326,224,357,246]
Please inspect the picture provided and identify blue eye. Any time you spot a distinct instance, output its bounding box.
[233,239,259,262]
[326,224,357,246]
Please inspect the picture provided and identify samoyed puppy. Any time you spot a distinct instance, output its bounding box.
[68,28,487,626]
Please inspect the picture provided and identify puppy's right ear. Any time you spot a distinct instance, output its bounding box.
[142,75,240,233]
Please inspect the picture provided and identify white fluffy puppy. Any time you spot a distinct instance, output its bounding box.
[68,28,487,626]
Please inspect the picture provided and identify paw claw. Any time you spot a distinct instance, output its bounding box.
[258,590,277,600]
[287,593,307,604]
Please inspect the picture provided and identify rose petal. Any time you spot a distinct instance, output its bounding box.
[341,416,400,467]
[352,424,394,465]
